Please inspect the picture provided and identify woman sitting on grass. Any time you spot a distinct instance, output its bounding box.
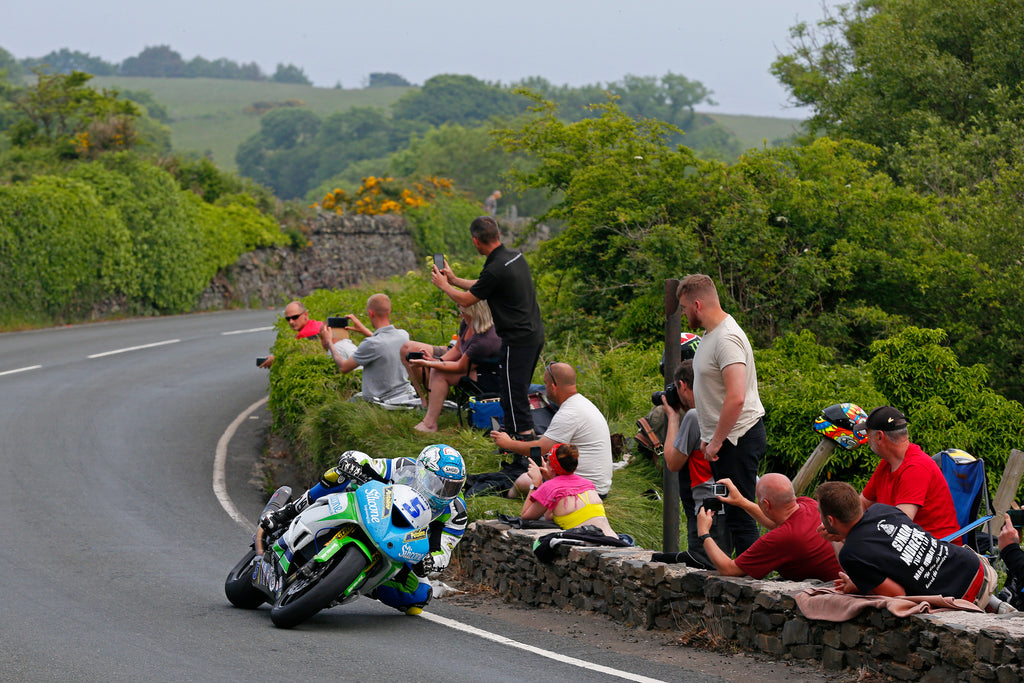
[401,299,500,433]
[520,443,617,537]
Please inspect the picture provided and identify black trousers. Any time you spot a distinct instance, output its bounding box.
[710,417,766,556]
[499,342,543,435]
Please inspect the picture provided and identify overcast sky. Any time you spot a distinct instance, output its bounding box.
[3,0,834,118]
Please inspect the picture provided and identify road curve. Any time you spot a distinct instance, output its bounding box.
[0,311,732,682]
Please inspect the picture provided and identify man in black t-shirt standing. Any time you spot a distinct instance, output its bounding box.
[431,216,544,437]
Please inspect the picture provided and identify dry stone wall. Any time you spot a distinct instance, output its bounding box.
[197,212,418,310]
[456,520,1024,682]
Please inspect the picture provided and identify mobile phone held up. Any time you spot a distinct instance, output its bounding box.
[1008,508,1024,529]
[490,416,501,433]
[529,446,543,466]
[433,253,445,272]
[256,357,268,367]
[406,351,425,361]
[326,316,348,328]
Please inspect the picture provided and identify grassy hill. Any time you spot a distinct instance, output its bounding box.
[93,77,411,171]
[92,76,805,173]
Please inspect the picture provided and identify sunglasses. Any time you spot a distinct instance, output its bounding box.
[284,313,303,322]
[545,362,557,386]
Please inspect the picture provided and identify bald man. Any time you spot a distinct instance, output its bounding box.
[258,300,324,368]
[491,362,613,496]
[692,473,841,581]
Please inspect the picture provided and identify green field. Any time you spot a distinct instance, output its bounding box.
[93,77,411,171]
[92,76,805,172]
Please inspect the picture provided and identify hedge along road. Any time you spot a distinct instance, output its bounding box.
[0,310,747,683]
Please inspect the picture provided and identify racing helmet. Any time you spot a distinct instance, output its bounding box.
[415,444,466,515]
[813,403,869,450]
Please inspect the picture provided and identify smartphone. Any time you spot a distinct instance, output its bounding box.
[406,351,426,361]
[711,483,728,497]
[1008,509,1024,528]
[433,253,445,271]
[529,446,543,466]
[326,316,348,328]
[256,357,268,367]
[490,416,501,433]
[702,498,723,513]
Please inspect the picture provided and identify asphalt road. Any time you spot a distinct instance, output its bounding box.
[0,311,797,682]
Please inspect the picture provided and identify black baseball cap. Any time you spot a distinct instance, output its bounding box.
[864,406,908,432]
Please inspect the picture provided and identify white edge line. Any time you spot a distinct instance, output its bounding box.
[419,612,667,683]
[221,327,275,336]
[0,364,42,377]
[87,338,181,358]
[214,395,269,530]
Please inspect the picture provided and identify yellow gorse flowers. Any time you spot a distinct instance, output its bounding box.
[316,175,454,215]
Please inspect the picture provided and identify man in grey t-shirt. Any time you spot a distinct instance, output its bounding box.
[322,293,416,404]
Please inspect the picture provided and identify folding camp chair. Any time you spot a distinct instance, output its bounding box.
[934,449,996,557]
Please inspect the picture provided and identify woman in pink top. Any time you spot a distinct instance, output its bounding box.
[520,443,617,536]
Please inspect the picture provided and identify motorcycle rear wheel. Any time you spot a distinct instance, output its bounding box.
[270,545,367,629]
[224,549,268,609]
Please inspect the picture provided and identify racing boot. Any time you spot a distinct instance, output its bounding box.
[372,568,433,615]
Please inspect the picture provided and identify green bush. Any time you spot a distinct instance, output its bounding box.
[0,175,135,318]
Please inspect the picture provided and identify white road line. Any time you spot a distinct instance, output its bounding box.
[0,364,42,377]
[214,396,269,530]
[213,400,660,682]
[87,338,181,358]
[420,612,666,683]
[221,326,275,336]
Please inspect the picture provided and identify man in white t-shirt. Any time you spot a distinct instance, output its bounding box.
[676,274,766,555]
[491,362,613,496]
[322,293,417,405]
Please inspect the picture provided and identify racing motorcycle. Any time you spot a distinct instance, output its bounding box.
[224,480,432,628]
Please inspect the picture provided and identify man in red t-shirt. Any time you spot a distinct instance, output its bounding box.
[858,406,960,544]
[695,473,842,582]
[258,300,324,369]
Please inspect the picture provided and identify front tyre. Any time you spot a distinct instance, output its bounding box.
[224,549,267,609]
[270,545,368,629]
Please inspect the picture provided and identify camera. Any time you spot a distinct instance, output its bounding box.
[711,483,727,498]
[326,316,348,328]
[1009,509,1024,528]
[702,499,722,513]
[651,382,682,409]
[406,351,426,361]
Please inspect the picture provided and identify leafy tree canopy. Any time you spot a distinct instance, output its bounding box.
[391,74,525,126]
[120,45,188,78]
[368,72,411,87]
[272,63,312,85]
[20,48,116,76]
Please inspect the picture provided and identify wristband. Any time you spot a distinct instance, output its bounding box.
[698,534,712,543]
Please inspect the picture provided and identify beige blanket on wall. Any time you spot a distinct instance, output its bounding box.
[794,586,983,621]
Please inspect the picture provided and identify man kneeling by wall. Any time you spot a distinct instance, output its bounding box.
[690,473,842,582]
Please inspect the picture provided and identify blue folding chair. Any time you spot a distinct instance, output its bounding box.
[934,449,995,556]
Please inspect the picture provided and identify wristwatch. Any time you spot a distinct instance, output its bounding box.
[697,534,712,543]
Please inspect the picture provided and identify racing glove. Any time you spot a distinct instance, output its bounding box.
[259,492,310,533]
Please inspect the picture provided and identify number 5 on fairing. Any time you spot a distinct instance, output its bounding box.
[402,496,429,520]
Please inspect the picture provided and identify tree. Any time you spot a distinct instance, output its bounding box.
[368,72,410,87]
[20,48,116,76]
[391,74,524,126]
[272,63,312,85]
[120,45,187,78]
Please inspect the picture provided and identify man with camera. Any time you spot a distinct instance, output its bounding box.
[321,293,418,406]
[689,474,842,582]
[677,274,766,555]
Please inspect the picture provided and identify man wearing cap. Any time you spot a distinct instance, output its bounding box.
[817,481,996,607]
[677,274,766,555]
[857,405,961,543]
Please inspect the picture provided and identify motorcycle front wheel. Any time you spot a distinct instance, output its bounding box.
[224,549,268,609]
[270,545,368,629]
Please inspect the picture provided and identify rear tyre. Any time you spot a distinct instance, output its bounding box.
[270,545,368,629]
[224,549,267,609]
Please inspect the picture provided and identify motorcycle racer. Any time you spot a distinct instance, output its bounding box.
[260,444,467,614]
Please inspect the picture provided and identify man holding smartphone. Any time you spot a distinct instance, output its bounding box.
[430,215,544,438]
[683,474,842,582]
